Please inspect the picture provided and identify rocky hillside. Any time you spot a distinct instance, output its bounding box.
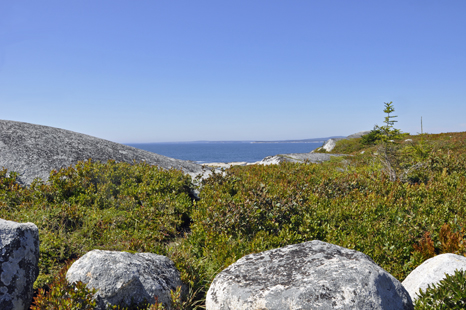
[0,120,205,185]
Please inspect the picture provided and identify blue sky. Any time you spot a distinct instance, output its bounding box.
[1,1,465,142]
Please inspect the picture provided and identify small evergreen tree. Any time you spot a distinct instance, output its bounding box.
[361,102,406,146]
[378,101,406,142]
[375,101,407,181]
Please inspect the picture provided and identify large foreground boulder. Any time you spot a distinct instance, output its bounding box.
[0,119,205,185]
[402,253,466,302]
[206,240,413,310]
[66,250,184,309]
[0,218,39,310]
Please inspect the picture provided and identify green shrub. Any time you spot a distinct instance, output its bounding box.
[330,138,368,154]
[188,132,466,282]
[0,160,194,290]
[415,269,466,309]
[360,126,383,145]
[31,260,97,310]
[2,131,466,309]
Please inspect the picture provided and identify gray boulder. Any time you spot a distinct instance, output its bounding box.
[402,253,466,301]
[206,240,413,310]
[0,218,39,310]
[0,119,205,185]
[66,250,184,309]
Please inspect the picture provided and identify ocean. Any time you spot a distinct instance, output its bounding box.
[126,142,323,164]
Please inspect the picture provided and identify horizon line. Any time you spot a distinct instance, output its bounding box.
[122,136,346,144]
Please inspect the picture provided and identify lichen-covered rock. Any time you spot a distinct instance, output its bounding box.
[66,250,184,309]
[207,240,413,310]
[402,253,466,301]
[0,218,39,310]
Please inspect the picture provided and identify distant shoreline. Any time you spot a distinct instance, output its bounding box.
[125,136,344,144]
[252,141,327,144]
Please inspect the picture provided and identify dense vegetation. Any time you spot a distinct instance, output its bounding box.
[1,129,466,309]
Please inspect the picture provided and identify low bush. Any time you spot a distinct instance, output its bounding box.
[1,131,466,309]
[187,131,466,283]
[0,160,194,290]
[330,137,368,154]
[31,260,97,310]
[415,269,466,309]
[360,126,384,145]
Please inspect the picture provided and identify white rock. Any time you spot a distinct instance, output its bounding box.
[203,162,247,168]
[206,240,413,310]
[255,155,289,165]
[322,138,338,152]
[402,253,466,301]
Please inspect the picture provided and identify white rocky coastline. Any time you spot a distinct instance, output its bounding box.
[203,131,370,169]
[203,152,346,168]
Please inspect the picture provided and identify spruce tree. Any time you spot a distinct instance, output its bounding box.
[377,101,405,142]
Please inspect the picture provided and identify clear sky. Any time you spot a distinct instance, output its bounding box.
[1,1,465,143]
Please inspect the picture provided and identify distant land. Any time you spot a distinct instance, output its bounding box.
[252,136,345,144]
[130,136,346,144]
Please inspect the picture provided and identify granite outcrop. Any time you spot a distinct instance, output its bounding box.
[0,120,205,185]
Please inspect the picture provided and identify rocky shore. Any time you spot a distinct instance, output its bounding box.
[203,131,371,168]
[203,152,346,168]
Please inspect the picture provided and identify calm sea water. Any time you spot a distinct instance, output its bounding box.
[126,142,323,164]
